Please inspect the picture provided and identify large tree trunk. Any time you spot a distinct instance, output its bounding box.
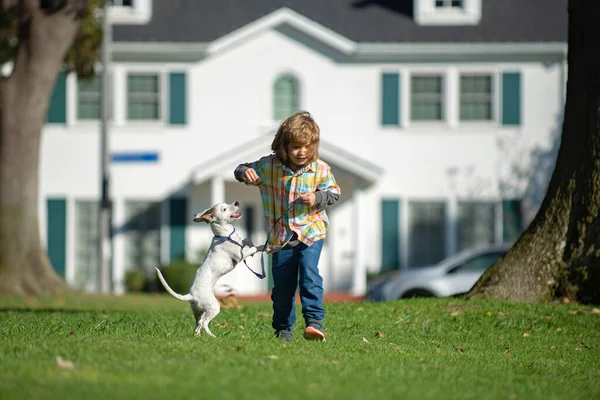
[0,1,83,295]
[468,1,600,304]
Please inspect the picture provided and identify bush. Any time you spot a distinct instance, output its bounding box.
[156,259,198,294]
[125,270,146,293]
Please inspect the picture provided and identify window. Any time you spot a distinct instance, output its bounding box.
[460,74,493,121]
[457,201,495,251]
[408,201,446,266]
[77,74,112,121]
[411,75,444,121]
[457,251,506,273]
[123,201,162,276]
[273,75,300,121]
[127,73,160,121]
[435,0,463,8]
[110,0,133,6]
[77,76,101,120]
[74,201,99,291]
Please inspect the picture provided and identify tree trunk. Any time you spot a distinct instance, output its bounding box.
[0,1,82,296]
[468,1,600,304]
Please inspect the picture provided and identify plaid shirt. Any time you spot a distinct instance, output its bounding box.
[245,154,341,250]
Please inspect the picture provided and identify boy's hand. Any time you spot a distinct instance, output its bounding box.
[299,192,316,206]
[243,168,261,185]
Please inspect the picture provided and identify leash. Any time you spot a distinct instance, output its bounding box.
[213,228,264,278]
[217,199,298,280]
[251,199,299,279]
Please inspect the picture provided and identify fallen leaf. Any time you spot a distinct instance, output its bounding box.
[497,312,506,317]
[523,333,530,337]
[375,331,385,338]
[450,311,463,317]
[237,325,244,330]
[235,346,246,352]
[456,347,464,353]
[331,360,340,365]
[556,328,562,332]
[56,356,74,370]
[267,354,278,359]
[362,337,369,343]
[67,328,77,337]
[544,315,551,320]
[477,319,483,324]
[548,345,557,350]
[452,331,460,335]
[506,346,513,350]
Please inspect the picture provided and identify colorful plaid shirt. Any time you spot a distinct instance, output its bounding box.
[245,154,341,250]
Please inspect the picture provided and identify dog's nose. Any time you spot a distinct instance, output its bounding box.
[233,201,239,207]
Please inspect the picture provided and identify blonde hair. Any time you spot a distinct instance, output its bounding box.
[271,111,320,163]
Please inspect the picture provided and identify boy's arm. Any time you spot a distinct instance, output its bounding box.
[234,164,249,182]
[314,169,341,208]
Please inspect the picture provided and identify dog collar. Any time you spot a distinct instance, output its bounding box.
[214,229,239,245]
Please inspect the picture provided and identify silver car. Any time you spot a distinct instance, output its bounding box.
[367,243,512,301]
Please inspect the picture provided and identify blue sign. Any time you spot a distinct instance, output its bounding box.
[110,152,159,163]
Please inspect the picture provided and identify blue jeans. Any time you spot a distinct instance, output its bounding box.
[271,239,325,331]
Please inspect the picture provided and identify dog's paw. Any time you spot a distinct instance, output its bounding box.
[245,246,258,257]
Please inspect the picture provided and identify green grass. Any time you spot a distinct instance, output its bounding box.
[1,294,599,400]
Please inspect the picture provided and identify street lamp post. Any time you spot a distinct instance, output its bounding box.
[99,0,112,294]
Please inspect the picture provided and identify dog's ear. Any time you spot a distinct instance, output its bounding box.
[193,207,215,223]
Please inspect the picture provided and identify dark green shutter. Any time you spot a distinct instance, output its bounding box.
[381,73,400,126]
[381,199,400,271]
[169,198,187,261]
[47,72,67,124]
[502,72,521,125]
[502,199,522,242]
[47,198,67,277]
[169,72,187,125]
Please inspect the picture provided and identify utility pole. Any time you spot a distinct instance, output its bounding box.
[99,0,112,294]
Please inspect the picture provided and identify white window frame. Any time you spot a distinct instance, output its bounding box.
[455,67,501,127]
[108,0,152,25]
[384,67,500,130]
[124,68,167,125]
[273,73,301,121]
[409,72,446,124]
[414,0,481,26]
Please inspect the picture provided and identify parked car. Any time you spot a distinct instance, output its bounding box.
[366,243,513,301]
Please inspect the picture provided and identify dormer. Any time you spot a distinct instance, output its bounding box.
[108,0,152,25]
[414,0,482,26]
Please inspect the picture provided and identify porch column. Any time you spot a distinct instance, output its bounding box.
[351,182,366,297]
[211,175,225,206]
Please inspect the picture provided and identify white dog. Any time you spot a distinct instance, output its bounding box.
[155,201,258,337]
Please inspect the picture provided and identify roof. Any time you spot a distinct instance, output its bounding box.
[113,0,567,44]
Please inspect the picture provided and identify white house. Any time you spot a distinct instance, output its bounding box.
[39,0,568,296]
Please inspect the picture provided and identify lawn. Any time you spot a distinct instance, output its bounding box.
[0,293,598,400]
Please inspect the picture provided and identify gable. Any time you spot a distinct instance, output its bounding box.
[190,134,383,188]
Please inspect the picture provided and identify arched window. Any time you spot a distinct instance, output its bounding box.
[273,74,300,121]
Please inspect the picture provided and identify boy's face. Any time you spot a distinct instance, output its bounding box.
[286,142,313,169]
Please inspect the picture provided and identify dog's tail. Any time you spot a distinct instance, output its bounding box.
[155,267,193,302]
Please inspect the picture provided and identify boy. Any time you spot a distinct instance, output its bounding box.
[234,111,341,341]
